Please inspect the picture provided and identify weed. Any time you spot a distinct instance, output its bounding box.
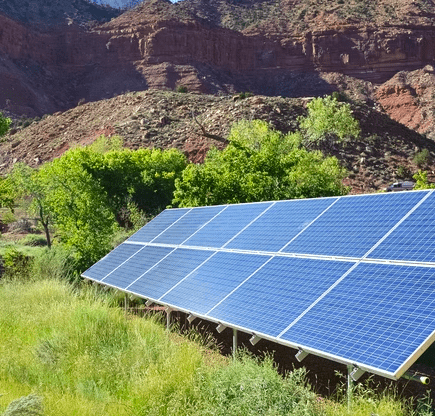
[396,165,411,179]
[414,149,431,168]
[176,85,188,93]
[3,393,44,416]
[21,234,47,247]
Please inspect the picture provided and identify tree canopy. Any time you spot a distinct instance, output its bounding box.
[173,120,349,207]
[7,137,187,270]
[298,95,360,147]
[0,112,11,138]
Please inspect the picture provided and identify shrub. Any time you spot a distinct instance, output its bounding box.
[0,111,12,137]
[396,164,411,179]
[3,394,44,416]
[176,85,188,93]
[1,246,33,279]
[298,95,360,148]
[22,234,47,247]
[31,246,76,281]
[413,149,431,168]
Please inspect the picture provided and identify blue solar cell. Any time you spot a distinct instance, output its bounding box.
[226,198,337,252]
[368,192,435,263]
[283,191,428,258]
[184,202,272,248]
[102,246,174,289]
[207,257,354,336]
[153,206,225,245]
[160,252,271,314]
[127,248,215,300]
[280,262,435,375]
[82,243,143,281]
[128,208,190,243]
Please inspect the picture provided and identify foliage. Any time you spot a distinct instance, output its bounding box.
[0,177,15,211]
[176,85,188,93]
[396,164,411,179]
[298,95,361,147]
[1,246,33,279]
[413,170,435,190]
[21,234,47,247]
[37,152,118,270]
[188,352,320,416]
[30,246,76,282]
[8,163,52,248]
[413,149,431,168]
[0,112,12,138]
[173,120,349,207]
[3,394,44,416]
[0,277,430,416]
[9,140,186,272]
[87,134,124,153]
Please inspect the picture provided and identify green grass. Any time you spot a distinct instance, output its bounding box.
[0,278,432,416]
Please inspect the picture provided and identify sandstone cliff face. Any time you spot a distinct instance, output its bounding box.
[1,0,435,117]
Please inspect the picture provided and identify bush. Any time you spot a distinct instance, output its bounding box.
[0,111,12,137]
[3,394,44,416]
[396,164,411,179]
[31,246,76,281]
[298,95,360,147]
[176,85,188,93]
[413,149,431,168]
[22,234,47,247]
[1,246,33,279]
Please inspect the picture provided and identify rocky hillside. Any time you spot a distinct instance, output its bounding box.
[1,0,435,185]
[1,0,435,130]
[1,89,435,194]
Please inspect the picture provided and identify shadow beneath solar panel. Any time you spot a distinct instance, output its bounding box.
[164,311,435,408]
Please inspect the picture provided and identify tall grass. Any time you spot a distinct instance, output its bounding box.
[0,278,432,415]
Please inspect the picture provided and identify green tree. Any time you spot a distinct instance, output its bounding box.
[0,111,12,137]
[37,152,117,269]
[298,95,360,148]
[173,120,349,207]
[14,141,187,271]
[0,176,15,211]
[413,170,435,190]
[9,163,53,247]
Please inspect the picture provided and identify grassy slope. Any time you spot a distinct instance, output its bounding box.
[0,278,429,416]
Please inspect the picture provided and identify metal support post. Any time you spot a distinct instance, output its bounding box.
[124,294,129,317]
[166,309,171,331]
[232,328,238,359]
[347,364,353,411]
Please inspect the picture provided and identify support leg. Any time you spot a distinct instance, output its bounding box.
[166,310,171,331]
[232,328,238,359]
[124,294,129,317]
[347,364,353,411]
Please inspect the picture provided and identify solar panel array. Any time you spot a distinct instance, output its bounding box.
[83,190,435,380]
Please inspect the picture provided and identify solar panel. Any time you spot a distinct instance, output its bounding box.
[207,257,355,337]
[127,248,215,300]
[226,197,337,252]
[368,192,435,263]
[283,191,427,258]
[102,246,174,288]
[152,205,225,245]
[82,243,143,281]
[183,202,272,248]
[160,252,271,315]
[83,189,435,381]
[128,208,190,243]
[280,262,435,377]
